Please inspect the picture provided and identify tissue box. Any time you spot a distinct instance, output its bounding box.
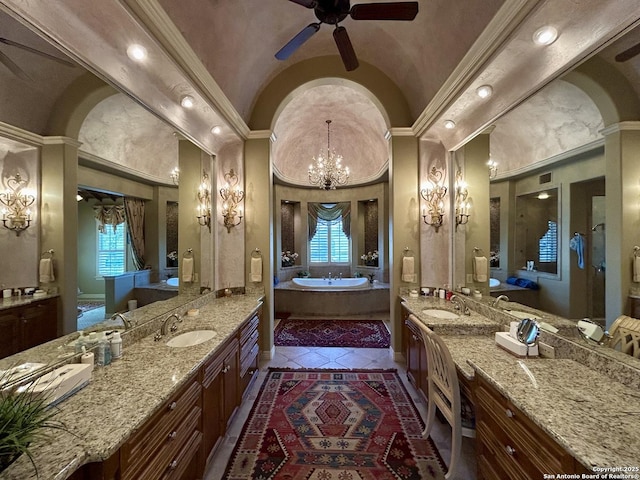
[24,363,92,406]
[495,331,539,357]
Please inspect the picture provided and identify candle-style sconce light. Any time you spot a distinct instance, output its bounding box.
[196,171,211,231]
[1,173,35,236]
[487,157,498,179]
[454,169,470,229]
[420,166,447,231]
[219,169,244,233]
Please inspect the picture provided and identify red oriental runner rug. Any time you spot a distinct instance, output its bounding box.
[274,319,391,348]
[223,369,447,479]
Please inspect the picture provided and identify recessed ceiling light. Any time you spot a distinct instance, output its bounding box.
[532,26,558,46]
[444,120,456,129]
[211,125,221,135]
[126,44,147,61]
[537,192,550,200]
[476,85,493,99]
[180,95,195,109]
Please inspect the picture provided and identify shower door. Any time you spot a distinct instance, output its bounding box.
[589,196,605,322]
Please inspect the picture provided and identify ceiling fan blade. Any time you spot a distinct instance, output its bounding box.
[0,49,31,81]
[0,38,76,67]
[350,2,418,21]
[288,0,317,7]
[333,26,359,71]
[615,42,640,62]
[275,23,321,61]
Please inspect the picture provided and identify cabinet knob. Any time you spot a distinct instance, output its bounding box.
[168,431,177,440]
[412,334,418,341]
[223,365,230,373]
[505,408,514,418]
[168,401,177,411]
[168,460,178,470]
[505,445,516,456]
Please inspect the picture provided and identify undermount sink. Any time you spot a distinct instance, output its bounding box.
[422,309,459,319]
[166,330,217,348]
[505,310,541,320]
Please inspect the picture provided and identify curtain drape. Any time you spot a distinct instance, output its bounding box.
[94,205,125,233]
[308,202,351,240]
[124,197,145,270]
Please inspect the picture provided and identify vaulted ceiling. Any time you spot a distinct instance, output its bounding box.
[1,1,640,186]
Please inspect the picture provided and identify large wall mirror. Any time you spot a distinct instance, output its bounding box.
[514,188,559,276]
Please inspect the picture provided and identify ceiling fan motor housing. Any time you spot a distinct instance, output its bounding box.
[315,0,350,24]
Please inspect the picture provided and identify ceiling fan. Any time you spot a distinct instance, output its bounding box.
[276,0,419,71]
[0,37,75,82]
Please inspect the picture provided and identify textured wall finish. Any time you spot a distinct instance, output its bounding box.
[166,202,178,264]
[364,200,378,258]
[281,202,295,255]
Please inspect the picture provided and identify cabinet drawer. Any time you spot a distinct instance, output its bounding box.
[240,314,259,344]
[240,343,259,377]
[125,404,201,480]
[240,327,259,362]
[121,376,201,475]
[203,338,237,388]
[476,377,576,478]
[162,429,203,480]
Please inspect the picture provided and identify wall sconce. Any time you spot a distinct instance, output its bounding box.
[420,166,447,231]
[196,171,211,231]
[0,173,35,236]
[219,169,244,233]
[454,170,471,229]
[487,157,498,179]
[170,167,179,185]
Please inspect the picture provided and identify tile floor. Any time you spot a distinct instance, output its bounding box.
[203,345,478,480]
[77,306,107,331]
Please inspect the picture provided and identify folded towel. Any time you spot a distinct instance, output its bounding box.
[401,256,416,283]
[634,256,640,283]
[569,234,585,269]
[39,258,55,283]
[182,257,194,283]
[250,257,263,283]
[473,256,488,282]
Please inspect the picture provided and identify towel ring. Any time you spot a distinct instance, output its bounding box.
[251,248,262,259]
[634,246,640,257]
[403,247,414,257]
[183,248,194,259]
[473,247,484,256]
[41,249,54,259]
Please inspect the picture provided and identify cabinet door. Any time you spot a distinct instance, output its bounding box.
[20,298,58,350]
[222,342,239,427]
[202,353,224,460]
[0,310,20,359]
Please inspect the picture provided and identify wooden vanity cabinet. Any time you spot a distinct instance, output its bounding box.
[0,297,58,359]
[404,313,429,399]
[120,374,203,480]
[476,375,590,479]
[239,307,260,395]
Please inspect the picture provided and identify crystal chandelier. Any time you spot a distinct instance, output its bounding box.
[308,120,349,190]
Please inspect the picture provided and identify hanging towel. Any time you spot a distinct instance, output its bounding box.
[250,257,263,283]
[634,256,640,282]
[182,257,194,283]
[401,256,416,283]
[473,256,488,282]
[569,234,585,269]
[39,258,55,283]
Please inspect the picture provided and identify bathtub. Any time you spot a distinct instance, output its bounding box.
[166,277,179,287]
[276,278,389,316]
[291,277,369,290]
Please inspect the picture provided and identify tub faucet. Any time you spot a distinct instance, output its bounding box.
[491,294,510,308]
[450,295,471,315]
[110,312,132,330]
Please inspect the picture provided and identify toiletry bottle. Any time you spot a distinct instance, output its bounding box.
[80,346,94,370]
[96,332,111,366]
[110,331,122,359]
[75,331,87,353]
[87,332,98,350]
[439,288,446,299]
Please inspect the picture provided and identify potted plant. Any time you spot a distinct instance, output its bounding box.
[0,371,67,476]
[281,251,299,267]
[361,250,379,267]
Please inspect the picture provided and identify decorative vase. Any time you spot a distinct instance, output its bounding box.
[282,260,294,268]
[365,260,378,267]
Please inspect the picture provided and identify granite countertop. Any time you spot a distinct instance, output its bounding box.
[470,355,640,470]
[0,292,59,311]
[0,293,263,480]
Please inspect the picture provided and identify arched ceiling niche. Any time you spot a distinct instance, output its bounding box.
[78,93,179,185]
[272,84,388,187]
[490,79,604,177]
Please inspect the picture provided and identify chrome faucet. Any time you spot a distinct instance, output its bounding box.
[161,313,181,336]
[450,295,471,315]
[328,272,332,284]
[110,312,132,330]
[491,294,510,308]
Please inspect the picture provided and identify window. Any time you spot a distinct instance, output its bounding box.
[310,217,350,263]
[97,222,126,276]
[538,220,557,264]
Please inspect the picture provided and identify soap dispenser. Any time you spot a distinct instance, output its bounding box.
[96,332,112,366]
[110,331,122,359]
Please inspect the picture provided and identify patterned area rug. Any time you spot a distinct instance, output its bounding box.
[77,300,105,313]
[223,369,447,479]
[274,319,391,348]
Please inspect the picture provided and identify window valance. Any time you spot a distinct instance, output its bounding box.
[308,202,351,239]
[94,205,125,233]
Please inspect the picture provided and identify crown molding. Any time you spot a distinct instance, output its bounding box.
[600,121,640,136]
